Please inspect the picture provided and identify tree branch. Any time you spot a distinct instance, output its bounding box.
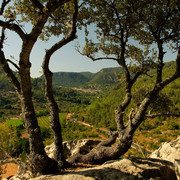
[104,33,121,41]
[7,59,20,70]
[31,0,44,11]
[76,46,118,62]
[0,159,21,165]
[87,55,118,62]
[0,0,11,15]
[131,72,141,85]
[145,113,180,118]
[0,28,21,93]
[0,20,27,42]
[43,0,78,66]
[131,46,180,131]
[98,131,118,147]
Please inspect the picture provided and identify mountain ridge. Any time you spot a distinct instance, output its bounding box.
[41,66,122,89]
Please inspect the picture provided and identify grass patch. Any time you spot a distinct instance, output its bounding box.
[6,119,23,126]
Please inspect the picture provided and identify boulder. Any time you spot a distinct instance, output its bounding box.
[6,138,180,180]
[175,159,180,180]
[30,157,176,180]
[150,136,180,163]
[45,139,101,159]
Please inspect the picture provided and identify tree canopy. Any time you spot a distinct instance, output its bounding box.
[0,0,79,174]
[0,0,180,177]
[68,0,180,164]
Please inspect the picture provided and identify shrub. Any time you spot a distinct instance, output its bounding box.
[36,110,49,117]
[148,142,159,150]
[139,121,154,130]
[10,138,29,158]
[40,127,51,140]
[153,129,162,134]
[168,121,180,130]
[158,136,167,143]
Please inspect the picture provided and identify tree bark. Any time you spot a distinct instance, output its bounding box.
[0,0,77,174]
[68,129,132,164]
[43,69,66,167]
[0,49,58,174]
[156,42,165,83]
[42,0,78,167]
[68,47,180,165]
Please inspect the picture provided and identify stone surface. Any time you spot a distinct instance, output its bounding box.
[30,157,176,180]
[5,137,180,180]
[175,159,180,180]
[150,136,180,163]
[45,139,101,159]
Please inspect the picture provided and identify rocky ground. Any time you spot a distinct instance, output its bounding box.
[2,137,180,180]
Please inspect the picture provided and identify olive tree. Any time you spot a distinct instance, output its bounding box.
[0,0,78,174]
[68,0,180,164]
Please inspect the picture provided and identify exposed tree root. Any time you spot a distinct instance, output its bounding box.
[68,131,132,165]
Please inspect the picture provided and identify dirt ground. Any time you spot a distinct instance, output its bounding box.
[1,163,18,179]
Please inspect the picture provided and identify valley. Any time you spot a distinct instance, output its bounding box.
[0,61,179,164]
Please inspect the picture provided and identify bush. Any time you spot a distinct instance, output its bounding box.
[168,121,180,130]
[10,138,29,158]
[139,121,154,130]
[148,142,159,150]
[158,136,166,143]
[36,110,49,117]
[41,127,51,140]
[153,129,162,134]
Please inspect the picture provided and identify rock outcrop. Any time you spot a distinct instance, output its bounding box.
[45,139,101,159]
[31,157,176,180]
[150,136,180,180]
[150,136,180,163]
[4,137,180,180]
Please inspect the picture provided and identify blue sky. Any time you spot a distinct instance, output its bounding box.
[2,28,119,78]
[2,25,177,78]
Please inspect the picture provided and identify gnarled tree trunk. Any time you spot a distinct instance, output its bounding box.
[43,68,66,167]
[42,0,78,167]
[0,47,58,174]
[68,47,180,165]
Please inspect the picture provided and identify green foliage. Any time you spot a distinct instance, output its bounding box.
[42,67,122,89]
[36,110,50,117]
[168,121,180,130]
[6,119,23,127]
[52,72,90,87]
[0,67,14,91]
[40,127,51,140]
[139,121,153,131]
[80,62,180,130]
[10,138,29,158]
[0,123,18,160]
[53,86,95,105]
[0,94,11,108]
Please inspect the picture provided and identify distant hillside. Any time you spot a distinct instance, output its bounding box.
[0,66,14,91]
[82,61,180,129]
[0,65,122,91]
[49,67,122,89]
[87,67,121,87]
[52,72,90,87]
[76,61,180,152]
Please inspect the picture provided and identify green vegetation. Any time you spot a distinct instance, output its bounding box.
[51,72,90,87]
[6,119,23,127]
[74,61,180,152]
[0,61,179,160]
[0,123,18,159]
[44,67,122,89]
[0,67,14,91]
